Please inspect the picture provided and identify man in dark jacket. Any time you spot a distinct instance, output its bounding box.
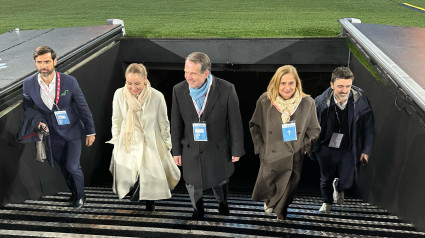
[22,46,96,208]
[312,66,374,212]
[171,52,245,220]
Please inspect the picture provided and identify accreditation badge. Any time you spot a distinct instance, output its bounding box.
[54,110,70,125]
[329,133,344,148]
[282,121,297,142]
[193,122,208,141]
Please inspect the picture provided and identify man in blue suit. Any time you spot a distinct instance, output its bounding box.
[22,46,95,208]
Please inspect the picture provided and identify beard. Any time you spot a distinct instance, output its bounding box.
[38,68,54,78]
[335,93,349,102]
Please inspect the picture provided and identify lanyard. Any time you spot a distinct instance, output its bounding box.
[39,72,61,110]
[191,77,213,120]
[334,105,345,133]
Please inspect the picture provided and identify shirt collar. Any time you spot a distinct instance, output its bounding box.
[333,95,348,110]
[37,72,56,87]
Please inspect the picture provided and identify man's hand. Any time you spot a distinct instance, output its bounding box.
[360,153,369,164]
[173,155,182,166]
[86,135,95,147]
[38,122,49,132]
[232,156,240,162]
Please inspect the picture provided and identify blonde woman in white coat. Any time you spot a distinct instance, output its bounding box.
[107,63,180,211]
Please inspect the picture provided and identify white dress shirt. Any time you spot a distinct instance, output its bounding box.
[37,72,95,136]
[38,72,57,110]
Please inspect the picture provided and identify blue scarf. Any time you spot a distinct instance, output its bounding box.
[189,74,211,111]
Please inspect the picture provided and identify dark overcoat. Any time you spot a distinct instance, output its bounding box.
[171,76,245,189]
[312,86,375,174]
[249,93,320,216]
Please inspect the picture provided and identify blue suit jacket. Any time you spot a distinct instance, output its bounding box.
[22,72,95,142]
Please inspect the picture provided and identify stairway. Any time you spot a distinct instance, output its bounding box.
[0,184,424,237]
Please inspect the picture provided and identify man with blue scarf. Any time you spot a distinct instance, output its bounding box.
[171,52,245,220]
[189,74,212,112]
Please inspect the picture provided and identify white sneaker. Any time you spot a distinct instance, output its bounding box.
[333,178,345,204]
[264,202,273,213]
[319,203,332,212]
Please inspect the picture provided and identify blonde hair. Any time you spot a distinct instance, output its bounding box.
[125,63,147,79]
[266,65,307,102]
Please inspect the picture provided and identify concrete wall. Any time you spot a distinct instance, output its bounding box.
[351,55,425,232]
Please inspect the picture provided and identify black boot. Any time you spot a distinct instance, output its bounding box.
[218,202,229,215]
[192,209,205,220]
[145,200,155,211]
[192,200,205,220]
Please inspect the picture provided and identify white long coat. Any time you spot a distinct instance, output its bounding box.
[108,87,180,200]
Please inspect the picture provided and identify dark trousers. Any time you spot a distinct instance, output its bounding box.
[186,180,229,212]
[317,146,354,204]
[51,136,85,200]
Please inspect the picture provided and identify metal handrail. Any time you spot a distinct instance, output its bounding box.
[338,18,425,112]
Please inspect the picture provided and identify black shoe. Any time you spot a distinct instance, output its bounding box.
[146,200,155,211]
[276,209,288,220]
[218,202,229,215]
[191,210,204,220]
[277,214,287,221]
[68,193,76,206]
[73,196,86,209]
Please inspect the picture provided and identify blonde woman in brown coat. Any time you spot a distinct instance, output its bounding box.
[249,65,320,220]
